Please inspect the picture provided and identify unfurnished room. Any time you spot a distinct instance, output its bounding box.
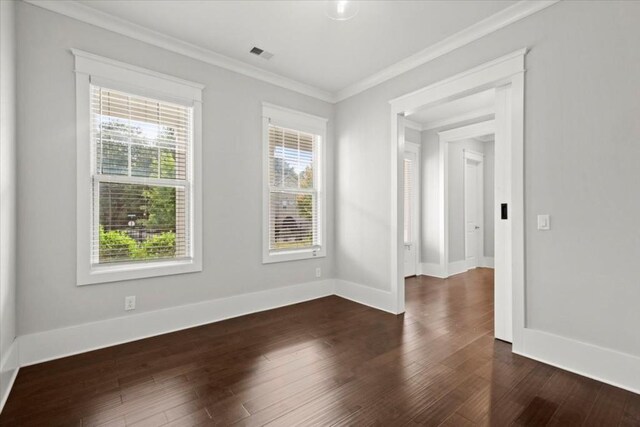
[0,0,639,425]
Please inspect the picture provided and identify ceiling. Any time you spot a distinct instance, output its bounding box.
[407,88,495,129]
[75,1,517,94]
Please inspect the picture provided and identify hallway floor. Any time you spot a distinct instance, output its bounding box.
[1,269,638,425]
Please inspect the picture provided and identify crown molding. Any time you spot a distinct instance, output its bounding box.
[23,0,336,103]
[24,0,559,105]
[334,0,559,102]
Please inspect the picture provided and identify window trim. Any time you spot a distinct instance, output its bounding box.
[262,103,328,264]
[73,49,203,285]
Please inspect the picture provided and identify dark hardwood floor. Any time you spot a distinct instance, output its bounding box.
[2,269,639,426]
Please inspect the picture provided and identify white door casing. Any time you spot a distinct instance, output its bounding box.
[494,84,513,343]
[390,49,525,348]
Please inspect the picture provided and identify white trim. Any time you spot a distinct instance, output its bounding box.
[419,263,446,279]
[481,256,495,268]
[439,120,496,142]
[334,280,395,314]
[516,329,640,395]
[9,278,392,371]
[74,50,203,286]
[19,279,335,367]
[440,137,449,278]
[419,258,494,279]
[262,102,328,135]
[25,1,334,103]
[262,103,328,264]
[421,107,495,131]
[337,1,558,102]
[463,148,485,162]
[389,50,525,339]
[493,84,515,343]
[25,0,557,103]
[0,339,19,413]
[389,49,527,112]
[447,260,469,277]
[8,285,640,401]
[72,48,204,102]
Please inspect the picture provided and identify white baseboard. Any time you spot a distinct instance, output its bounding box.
[447,260,469,276]
[0,339,19,413]
[9,278,640,411]
[481,256,495,268]
[334,279,395,314]
[515,328,640,395]
[19,279,334,367]
[420,263,446,278]
[420,261,489,279]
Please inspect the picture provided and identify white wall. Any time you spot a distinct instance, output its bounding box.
[335,1,640,357]
[15,3,335,336]
[404,126,421,145]
[0,0,19,401]
[419,129,439,265]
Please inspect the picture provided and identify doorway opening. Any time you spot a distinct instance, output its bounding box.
[390,50,526,347]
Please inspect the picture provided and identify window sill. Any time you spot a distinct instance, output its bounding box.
[78,258,202,286]
[263,248,326,264]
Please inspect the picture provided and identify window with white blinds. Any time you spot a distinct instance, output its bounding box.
[262,104,327,263]
[74,50,202,285]
[90,86,192,265]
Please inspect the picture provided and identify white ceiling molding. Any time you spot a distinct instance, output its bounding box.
[421,107,495,131]
[24,0,335,103]
[24,0,558,104]
[334,0,559,102]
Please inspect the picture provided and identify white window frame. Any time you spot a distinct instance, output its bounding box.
[262,103,327,264]
[73,49,204,285]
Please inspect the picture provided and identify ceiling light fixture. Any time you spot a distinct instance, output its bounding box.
[326,0,359,21]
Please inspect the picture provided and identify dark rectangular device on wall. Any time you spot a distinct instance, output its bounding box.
[501,203,508,220]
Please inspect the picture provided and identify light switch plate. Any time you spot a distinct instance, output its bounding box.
[537,214,550,230]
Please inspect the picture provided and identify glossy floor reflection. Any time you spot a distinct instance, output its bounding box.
[1,269,638,425]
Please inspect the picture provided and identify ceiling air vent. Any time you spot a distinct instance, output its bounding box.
[250,46,274,60]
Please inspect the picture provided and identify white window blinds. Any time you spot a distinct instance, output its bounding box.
[90,85,192,265]
[268,125,319,252]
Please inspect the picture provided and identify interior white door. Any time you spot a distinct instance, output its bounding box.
[464,159,482,269]
[403,148,419,277]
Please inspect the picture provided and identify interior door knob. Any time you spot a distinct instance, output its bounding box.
[475,225,480,229]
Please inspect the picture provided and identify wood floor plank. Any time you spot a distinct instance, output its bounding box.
[1,269,637,427]
[583,383,629,427]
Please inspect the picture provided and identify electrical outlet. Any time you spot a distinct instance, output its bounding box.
[125,296,136,311]
[315,267,321,278]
